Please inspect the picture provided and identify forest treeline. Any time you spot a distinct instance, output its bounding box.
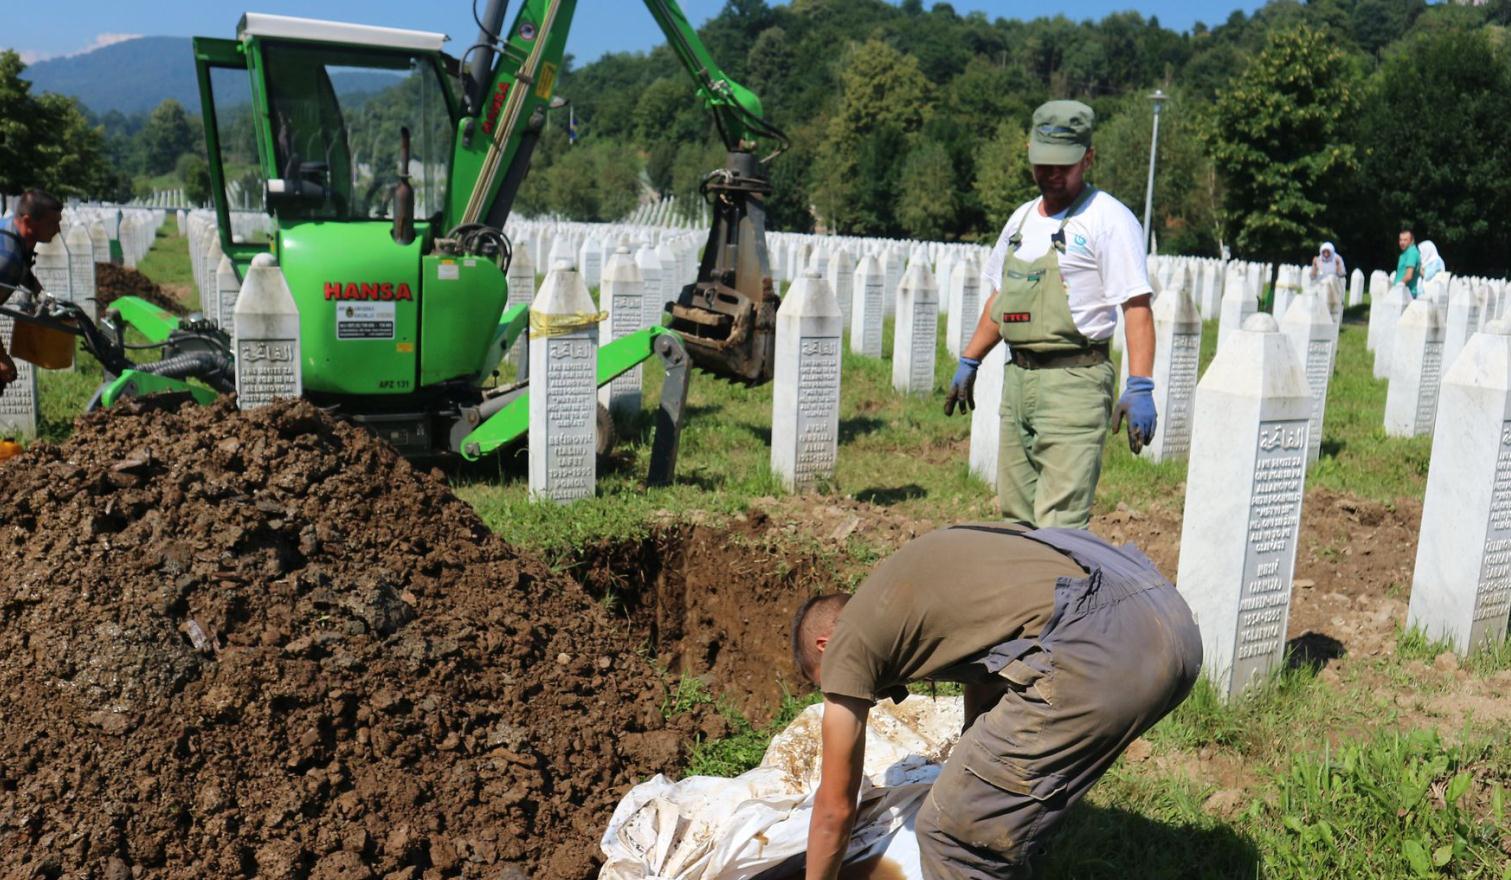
[8,0,1511,275]
[526,0,1511,276]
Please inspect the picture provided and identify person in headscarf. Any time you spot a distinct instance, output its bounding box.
[1418,240,1445,282]
[1311,241,1345,280]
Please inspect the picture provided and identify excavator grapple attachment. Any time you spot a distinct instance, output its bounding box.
[667,150,782,387]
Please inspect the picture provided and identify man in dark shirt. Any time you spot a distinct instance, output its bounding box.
[0,190,64,395]
[791,524,1202,880]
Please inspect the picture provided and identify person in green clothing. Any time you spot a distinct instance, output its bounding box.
[943,101,1156,529]
[1394,228,1422,298]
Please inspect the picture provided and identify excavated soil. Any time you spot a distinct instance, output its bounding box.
[0,397,713,880]
[95,264,187,316]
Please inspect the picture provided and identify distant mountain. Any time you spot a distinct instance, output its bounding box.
[23,36,198,115]
[23,36,427,118]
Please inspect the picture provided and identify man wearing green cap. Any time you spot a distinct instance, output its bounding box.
[945,100,1156,529]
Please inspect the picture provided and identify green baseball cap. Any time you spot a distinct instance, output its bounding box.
[1028,100,1095,165]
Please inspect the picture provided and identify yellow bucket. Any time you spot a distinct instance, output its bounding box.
[10,320,76,370]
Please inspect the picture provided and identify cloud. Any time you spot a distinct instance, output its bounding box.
[17,32,143,64]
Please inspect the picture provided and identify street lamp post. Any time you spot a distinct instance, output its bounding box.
[1142,89,1168,255]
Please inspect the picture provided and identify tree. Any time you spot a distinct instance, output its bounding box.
[898,140,957,240]
[1207,26,1360,260]
[974,122,1036,229]
[812,38,932,234]
[0,51,44,195]
[138,99,196,175]
[177,153,212,206]
[1355,28,1511,276]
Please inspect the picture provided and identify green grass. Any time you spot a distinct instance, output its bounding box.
[134,214,197,303]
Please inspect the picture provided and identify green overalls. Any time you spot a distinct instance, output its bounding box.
[993,187,1116,529]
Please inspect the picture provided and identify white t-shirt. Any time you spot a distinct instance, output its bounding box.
[981,189,1152,341]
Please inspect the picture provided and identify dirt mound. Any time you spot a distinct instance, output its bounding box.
[0,397,702,879]
[96,263,187,316]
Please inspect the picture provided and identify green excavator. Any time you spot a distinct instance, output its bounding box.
[3,1,784,482]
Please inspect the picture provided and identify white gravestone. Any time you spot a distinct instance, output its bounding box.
[1407,320,1511,655]
[0,315,39,438]
[1384,299,1445,438]
[89,223,110,273]
[1176,313,1313,699]
[1348,268,1364,308]
[31,237,71,301]
[1444,281,1481,373]
[891,261,938,396]
[506,241,537,369]
[233,253,302,410]
[1321,276,1344,327]
[635,243,665,330]
[771,268,843,492]
[1372,285,1410,380]
[529,261,599,503]
[1217,279,1257,351]
[968,344,1007,487]
[945,256,981,360]
[850,254,885,357]
[216,256,241,333]
[882,250,903,317]
[1280,292,1336,466]
[1200,262,1223,320]
[64,225,96,321]
[656,241,681,308]
[1140,277,1202,463]
[599,246,644,418]
[578,236,604,289]
[825,247,855,335]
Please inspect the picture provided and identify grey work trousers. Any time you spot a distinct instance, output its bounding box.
[915,529,1203,879]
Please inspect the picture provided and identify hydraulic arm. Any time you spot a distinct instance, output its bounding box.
[455,0,786,385]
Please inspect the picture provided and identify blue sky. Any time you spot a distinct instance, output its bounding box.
[7,0,1267,66]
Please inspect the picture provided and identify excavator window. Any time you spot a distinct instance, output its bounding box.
[260,42,456,222]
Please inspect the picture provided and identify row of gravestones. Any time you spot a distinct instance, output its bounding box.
[0,205,167,438]
[52,209,1511,692]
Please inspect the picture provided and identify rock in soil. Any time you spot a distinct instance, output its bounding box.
[0,397,699,878]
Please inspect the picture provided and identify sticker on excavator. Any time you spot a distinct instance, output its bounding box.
[437,261,460,281]
[536,62,557,98]
[336,302,396,340]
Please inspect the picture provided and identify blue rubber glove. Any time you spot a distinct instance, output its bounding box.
[944,356,981,416]
[1114,375,1158,453]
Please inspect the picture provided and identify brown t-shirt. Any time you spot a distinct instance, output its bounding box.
[819,525,1084,705]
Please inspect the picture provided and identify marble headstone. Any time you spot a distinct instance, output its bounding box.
[0,315,39,438]
[1384,299,1444,438]
[529,260,599,503]
[945,256,981,360]
[1280,291,1336,466]
[1139,273,1201,463]
[771,268,843,492]
[850,254,885,357]
[233,253,302,410]
[599,246,644,417]
[891,261,938,395]
[1176,313,1313,700]
[1407,320,1511,654]
[968,344,1007,487]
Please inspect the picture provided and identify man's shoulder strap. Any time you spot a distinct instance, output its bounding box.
[1056,185,1098,234]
